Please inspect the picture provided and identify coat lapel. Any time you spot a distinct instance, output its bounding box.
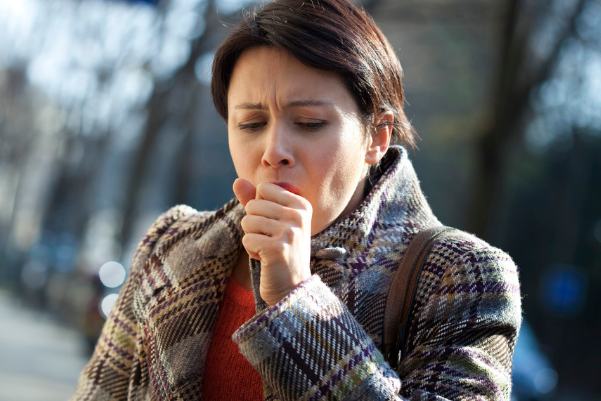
[139,201,245,400]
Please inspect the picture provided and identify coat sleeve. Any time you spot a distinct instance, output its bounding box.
[70,206,194,401]
[233,236,522,401]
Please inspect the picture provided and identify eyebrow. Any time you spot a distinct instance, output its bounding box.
[233,99,335,110]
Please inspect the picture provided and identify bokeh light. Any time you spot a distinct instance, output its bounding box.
[98,261,126,288]
[100,293,120,319]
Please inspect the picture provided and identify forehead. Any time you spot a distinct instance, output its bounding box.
[227,46,358,111]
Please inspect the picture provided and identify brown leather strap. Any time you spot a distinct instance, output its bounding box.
[383,226,455,369]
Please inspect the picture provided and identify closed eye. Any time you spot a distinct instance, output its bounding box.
[297,121,326,131]
[238,122,265,131]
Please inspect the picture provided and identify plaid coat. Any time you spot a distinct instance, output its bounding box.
[72,146,521,400]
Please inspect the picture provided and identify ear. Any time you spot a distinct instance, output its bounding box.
[365,110,393,165]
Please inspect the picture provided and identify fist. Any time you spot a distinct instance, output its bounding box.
[233,178,313,306]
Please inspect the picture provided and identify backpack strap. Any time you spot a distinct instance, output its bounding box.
[383,226,456,370]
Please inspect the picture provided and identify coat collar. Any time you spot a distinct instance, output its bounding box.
[215,146,439,309]
[309,146,437,259]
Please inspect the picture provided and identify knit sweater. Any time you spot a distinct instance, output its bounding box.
[71,146,521,400]
[202,276,262,399]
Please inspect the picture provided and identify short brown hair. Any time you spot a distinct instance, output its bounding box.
[211,0,416,148]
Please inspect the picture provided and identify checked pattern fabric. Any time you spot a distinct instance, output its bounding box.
[71,146,521,400]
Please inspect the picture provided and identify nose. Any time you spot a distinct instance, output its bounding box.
[261,123,295,168]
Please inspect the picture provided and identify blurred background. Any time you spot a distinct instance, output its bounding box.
[0,0,599,399]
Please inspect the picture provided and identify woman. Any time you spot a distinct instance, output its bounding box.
[72,0,521,399]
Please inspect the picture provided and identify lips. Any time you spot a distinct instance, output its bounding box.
[273,182,301,195]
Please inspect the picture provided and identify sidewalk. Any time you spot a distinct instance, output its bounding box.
[0,290,88,401]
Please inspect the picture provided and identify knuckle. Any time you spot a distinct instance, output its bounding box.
[271,240,286,254]
[286,208,303,222]
[256,182,267,193]
[242,234,255,250]
[289,226,303,241]
[240,215,252,231]
[301,198,312,212]
[245,199,257,212]
[278,226,298,245]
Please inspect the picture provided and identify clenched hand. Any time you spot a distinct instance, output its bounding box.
[233,178,313,306]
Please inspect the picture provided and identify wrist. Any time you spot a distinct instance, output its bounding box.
[261,274,311,306]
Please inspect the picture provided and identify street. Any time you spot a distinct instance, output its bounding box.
[0,290,88,401]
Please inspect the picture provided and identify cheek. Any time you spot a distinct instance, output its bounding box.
[313,142,365,197]
[229,138,253,178]
[326,136,367,180]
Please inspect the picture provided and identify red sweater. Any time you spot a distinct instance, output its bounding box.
[202,276,263,400]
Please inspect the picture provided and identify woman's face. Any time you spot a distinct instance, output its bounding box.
[227,46,372,236]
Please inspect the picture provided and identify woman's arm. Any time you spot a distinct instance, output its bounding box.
[234,274,401,400]
[233,234,521,401]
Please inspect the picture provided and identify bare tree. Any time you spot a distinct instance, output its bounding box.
[467,0,588,239]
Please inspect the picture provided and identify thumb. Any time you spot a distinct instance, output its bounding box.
[233,178,256,207]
